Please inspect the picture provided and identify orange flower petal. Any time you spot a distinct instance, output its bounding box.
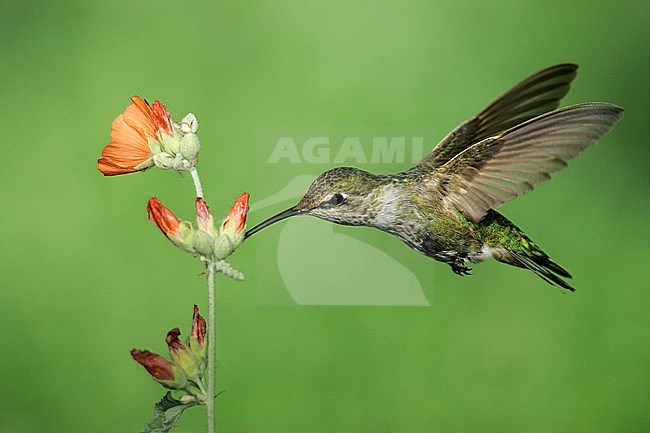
[126,96,157,139]
[97,158,136,176]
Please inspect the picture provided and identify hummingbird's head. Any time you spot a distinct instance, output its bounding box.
[245,167,380,238]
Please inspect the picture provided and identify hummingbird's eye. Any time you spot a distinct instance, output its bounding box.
[328,193,345,206]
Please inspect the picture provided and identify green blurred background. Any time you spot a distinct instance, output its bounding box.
[1,1,648,432]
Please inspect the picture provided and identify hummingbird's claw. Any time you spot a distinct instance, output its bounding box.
[451,260,472,276]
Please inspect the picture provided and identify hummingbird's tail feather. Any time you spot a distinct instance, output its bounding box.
[475,210,574,291]
[539,257,571,278]
[499,252,575,292]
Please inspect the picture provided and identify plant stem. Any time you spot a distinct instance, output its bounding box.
[206,261,216,433]
[190,166,204,198]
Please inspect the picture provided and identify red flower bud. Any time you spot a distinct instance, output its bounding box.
[147,197,181,239]
[147,197,196,253]
[221,193,250,237]
[195,198,214,233]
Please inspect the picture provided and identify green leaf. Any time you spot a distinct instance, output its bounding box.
[140,392,198,433]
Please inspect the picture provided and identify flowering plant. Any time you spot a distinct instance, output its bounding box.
[99,97,247,432]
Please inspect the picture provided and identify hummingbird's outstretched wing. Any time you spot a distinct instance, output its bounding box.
[414,64,579,171]
[434,103,623,223]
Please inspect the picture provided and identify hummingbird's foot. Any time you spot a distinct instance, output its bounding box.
[450,259,472,276]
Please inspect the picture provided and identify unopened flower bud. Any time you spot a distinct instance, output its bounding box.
[147,198,195,253]
[180,133,201,162]
[192,229,213,256]
[131,349,188,390]
[180,113,199,133]
[219,192,250,248]
[179,395,196,404]
[212,234,234,260]
[166,328,201,380]
[195,198,217,236]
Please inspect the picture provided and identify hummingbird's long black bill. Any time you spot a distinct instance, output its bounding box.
[244,207,304,239]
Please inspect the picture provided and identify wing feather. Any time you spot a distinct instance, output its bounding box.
[414,64,579,170]
[436,103,623,222]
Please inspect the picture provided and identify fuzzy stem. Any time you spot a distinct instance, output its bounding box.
[190,166,204,198]
[206,261,216,433]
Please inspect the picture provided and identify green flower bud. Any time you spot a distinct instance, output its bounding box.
[192,229,214,256]
[180,113,199,134]
[212,234,234,260]
[180,132,201,163]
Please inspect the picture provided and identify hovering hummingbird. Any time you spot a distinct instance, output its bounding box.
[245,64,623,291]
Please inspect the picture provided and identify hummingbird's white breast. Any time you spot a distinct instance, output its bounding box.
[367,183,410,233]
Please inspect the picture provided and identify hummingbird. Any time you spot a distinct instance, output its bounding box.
[245,64,623,291]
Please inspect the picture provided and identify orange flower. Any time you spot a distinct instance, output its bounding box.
[221,193,250,237]
[98,96,172,176]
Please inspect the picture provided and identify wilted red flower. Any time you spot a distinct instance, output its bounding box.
[190,304,207,348]
[221,193,250,237]
[130,349,187,390]
[165,328,187,353]
[98,96,172,176]
[188,304,207,370]
[147,197,181,240]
